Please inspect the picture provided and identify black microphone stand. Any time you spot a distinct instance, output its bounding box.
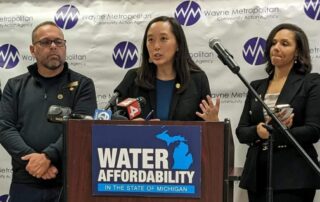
[217,56,320,202]
[262,124,274,202]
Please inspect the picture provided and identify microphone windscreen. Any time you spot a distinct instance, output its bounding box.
[209,38,220,49]
[111,110,129,120]
[47,105,71,123]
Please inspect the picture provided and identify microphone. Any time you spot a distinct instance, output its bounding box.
[105,70,139,110]
[111,110,129,120]
[47,105,71,122]
[209,38,240,73]
[47,105,93,122]
[70,113,93,120]
[104,91,120,110]
[117,97,146,120]
[94,109,112,120]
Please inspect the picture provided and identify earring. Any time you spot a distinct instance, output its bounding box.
[294,56,298,64]
[148,58,152,63]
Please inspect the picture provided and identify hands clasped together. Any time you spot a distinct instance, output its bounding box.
[21,153,58,180]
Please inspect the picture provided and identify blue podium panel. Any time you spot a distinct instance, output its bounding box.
[92,125,201,198]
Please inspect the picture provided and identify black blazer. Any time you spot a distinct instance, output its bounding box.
[236,69,320,191]
[115,68,211,121]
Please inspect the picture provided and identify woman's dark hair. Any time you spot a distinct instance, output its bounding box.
[136,16,201,93]
[265,23,312,75]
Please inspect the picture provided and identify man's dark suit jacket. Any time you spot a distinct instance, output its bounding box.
[115,68,211,121]
[236,69,320,191]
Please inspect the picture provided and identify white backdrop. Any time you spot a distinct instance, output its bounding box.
[0,0,320,201]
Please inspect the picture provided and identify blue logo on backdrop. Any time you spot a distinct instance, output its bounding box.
[0,44,20,69]
[242,37,266,65]
[0,194,9,202]
[304,0,320,20]
[175,1,201,26]
[92,125,201,197]
[55,5,80,29]
[112,41,138,69]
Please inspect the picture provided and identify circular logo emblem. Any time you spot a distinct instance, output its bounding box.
[242,37,267,65]
[112,41,138,69]
[175,1,202,26]
[304,0,320,20]
[0,44,20,69]
[55,5,80,29]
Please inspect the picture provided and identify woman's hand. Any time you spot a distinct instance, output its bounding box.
[196,95,220,121]
[276,109,294,128]
[257,122,270,139]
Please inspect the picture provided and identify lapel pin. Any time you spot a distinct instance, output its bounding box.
[57,94,64,100]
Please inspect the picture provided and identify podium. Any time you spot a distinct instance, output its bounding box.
[65,120,235,202]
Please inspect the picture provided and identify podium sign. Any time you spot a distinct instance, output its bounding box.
[91,125,201,197]
[66,120,233,202]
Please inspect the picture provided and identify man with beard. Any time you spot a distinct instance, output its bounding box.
[0,21,97,202]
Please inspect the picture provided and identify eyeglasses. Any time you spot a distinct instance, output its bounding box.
[33,39,66,47]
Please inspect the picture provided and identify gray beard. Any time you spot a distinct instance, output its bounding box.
[44,60,63,70]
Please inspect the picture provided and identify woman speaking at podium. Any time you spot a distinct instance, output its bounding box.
[116,16,220,121]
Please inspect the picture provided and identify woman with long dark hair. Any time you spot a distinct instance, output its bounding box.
[117,16,220,121]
